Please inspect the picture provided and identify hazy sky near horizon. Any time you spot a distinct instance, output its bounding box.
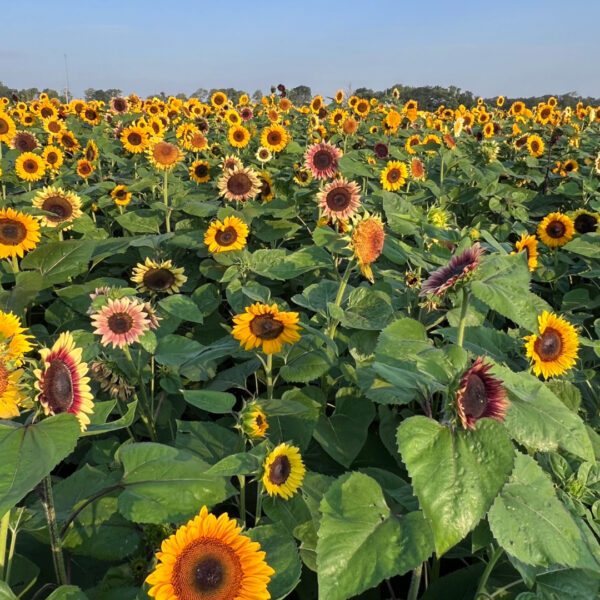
[2,0,600,99]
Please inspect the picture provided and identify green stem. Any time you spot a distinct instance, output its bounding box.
[265,354,273,401]
[238,475,246,527]
[456,288,470,348]
[41,476,68,586]
[255,483,263,526]
[474,547,504,599]
[407,563,422,600]
[327,259,353,339]
[123,346,156,441]
[0,511,9,580]
[11,257,19,275]
[163,170,171,233]
[4,517,18,585]
[440,154,445,184]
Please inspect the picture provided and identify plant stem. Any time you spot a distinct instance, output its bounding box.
[474,547,504,599]
[327,259,353,339]
[5,518,18,585]
[41,476,68,586]
[265,354,273,401]
[407,563,422,600]
[255,483,263,526]
[238,475,246,527]
[456,287,470,348]
[11,257,19,275]
[163,170,171,233]
[0,511,9,580]
[123,346,156,441]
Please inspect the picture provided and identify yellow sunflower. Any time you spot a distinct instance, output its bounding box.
[262,443,306,500]
[189,160,211,183]
[405,135,421,154]
[512,234,538,271]
[0,360,25,419]
[0,207,40,259]
[232,303,301,354]
[537,212,574,247]
[57,130,80,153]
[228,125,251,149]
[34,332,94,431]
[146,505,274,600]
[524,311,579,378]
[0,112,17,143]
[32,186,82,228]
[204,216,249,253]
[0,311,33,364]
[76,159,94,179]
[571,209,599,234]
[527,135,544,157]
[350,212,385,283]
[380,160,408,191]
[42,145,64,170]
[131,257,187,295]
[120,125,150,154]
[241,403,269,439]
[210,91,228,109]
[261,124,289,153]
[111,185,132,206]
[15,152,46,182]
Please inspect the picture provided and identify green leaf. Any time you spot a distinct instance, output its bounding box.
[0,582,18,600]
[317,472,434,600]
[280,351,331,383]
[81,400,137,437]
[0,414,80,516]
[21,240,94,285]
[247,525,302,600]
[46,586,88,600]
[182,390,236,413]
[158,294,204,323]
[493,365,594,462]
[397,416,514,556]
[564,234,600,258]
[175,421,240,464]
[115,210,161,233]
[206,452,262,476]
[489,453,600,571]
[154,334,204,366]
[116,443,234,523]
[338,287,394,330]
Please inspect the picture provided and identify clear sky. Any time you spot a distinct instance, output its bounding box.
[2,0,600,99]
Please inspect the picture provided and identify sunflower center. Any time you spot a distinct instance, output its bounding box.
[387,168,400,183]
[85,109,97,121]
[255,414,264,426]
[195,557,224,591]
[227,173,252,195]
[15,133,36,152]
[313,150,333,170]
[462,374,487,419]
[267,131,281,145]
[0,119,8,135]
[115,188,126,199]
[195,164,208,177]
[0,219,27,245]
[261,179,272,197]
[43,359,74,412]
[250,315,284,340]
[23,159,39,173]
[61,134,75,148]
[534,328,563,361]
[128,132,142,145]
[215,227,238,247]
[113,98,127,112]
[546,220,566,238]
[269,455,291,485]
[143,268,176,291]
[46,151,59,164]
[108,312,134,334]
[326,188,351,211]
[233,130,245,142]
[79,162,91,175]
[42,196,73,222]
[574,213,598,234]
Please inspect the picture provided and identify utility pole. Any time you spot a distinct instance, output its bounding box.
[64,54,70,103]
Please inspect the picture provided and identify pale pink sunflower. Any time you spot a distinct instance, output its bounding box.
[304,141,342,179]
[90,297,150,349]
[317,177,361,221]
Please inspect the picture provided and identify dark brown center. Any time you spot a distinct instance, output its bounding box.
[143,268,176,291]
[194,557,224,592]
[462,374,487,419]
[227,173,252,196]
[233,130,245,141]
[215,227,238,247]
[546,220,566,238]
[41,107,53,118]
[250,315,284,340]
[0,119,9,135]
[107,312,134,334]
[0,219,27,244]
[61,134,75,148]
[79,162,91,175]
[42,196,73,222]
[84,109,97,121]
[313,149,333,170]
[574,213,598,234]
[387,168,401,183]
[261,179,271,197]
[269,455,291,485]
[326,187,351,211]
[43,358,74,412]
[534,328,562,361]
[46,152,58,164]
[267,131,281,145]
[128,132,142,145]
[15,134,36,152]
[194,164,208,177]
[24,159,39,173]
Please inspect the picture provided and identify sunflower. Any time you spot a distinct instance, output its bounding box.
[15,152,46,182]
[512,234,538,271]
[204,216,249,253]
[483,122,495,138]
[423,134,442,153]
[524,311,579,378]
[350,213,385,283]
[380,160,408,191]
[80,106,101,126]
[335,89,344,104]
[0,112,16,143]
[225,109,242,126]
[76,159,94,179]
[109,96,129,114]
[262,443,306,499]
[120,125,150,153]
[91,297,150,349]
[147,141,182,171]
[57,130,80,152]
[560,159,578,176]
[304,141,342,180]
[240,106,254,121]
[0,360,25,419]
[255,146,272,163]
[222,155,243,172]
[131,257,187,295]
[146,505,274,600]
[32,186,82,228]
[258,171,275,202]
[410,158,426,181]
[232,303,301,355]
[571,209,599,234]
[210,91,228,109]
[373,142,389,159]
[293,168,312,186]
[405,135,421,155]
[420,243,485,297]
[310,95,324,114]
[0,207,40,259]
[455,356,508,430]
[526,135,544,157]
[261,124,288,153]
[189,160,211,183]
[228,125,251,149]
[496,96,505,107]
[111,185,132,206]
[11,131,38,152]
[217,166,261,202]
[0,311,33,364]
[342,116,358,135]
[537,212,574,247]
[42,145,64,170]
[241,403,269,439]
[354,98,370,118]
[317,178,361,222]
[34,332,94,431]
[84,140,99,162]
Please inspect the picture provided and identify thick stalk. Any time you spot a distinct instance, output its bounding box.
[0,511,9,580]
[41,476,67,585]
[407,563,422,600]
[123,346,156,441]
[4,522,17,585]
[327,260,353,339]
[265,354,273,401]
[238,475,246,527]
[163,170,171,233]
[475,547,504,599]
[456,288,470,348]
[255,483,263,526]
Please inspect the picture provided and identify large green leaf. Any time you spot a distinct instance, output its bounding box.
[0,414,80,516]
[493,365,594,462]
[182,390,236,413]
[489,453,600,571]
[317,472,434,600]
[158,294,204,323]
[45,586,88,600]
[21,240,94,285]
[397,416,514,555]
[116,443,235,523]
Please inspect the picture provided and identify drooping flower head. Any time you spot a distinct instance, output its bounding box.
[91,297,150,349]
[537,212,574,247]
[131,257,187,295]
[34,332,94,431]
[232,303,301,355]
[420,243,485,297]
[32,186,82,229]
[304,141,342,180]
[241,403,269,440]
[0,207,41,259]
[455,357,508,430]
[317,177,361,222]
[524,311,579,378]
[350,213,385,283]
[146,506,274,600]
[571,209,599,234]
[217,166,261,202]
[204,216,249,253]
[147,140,183,171]
[512,234,538,271]
[262,443,306,500]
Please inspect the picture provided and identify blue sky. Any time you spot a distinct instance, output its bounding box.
[2,0,600,99]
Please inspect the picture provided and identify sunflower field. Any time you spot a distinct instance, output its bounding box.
[0,87,599,600]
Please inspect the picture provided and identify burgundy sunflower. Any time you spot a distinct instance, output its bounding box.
[304,141,342,179]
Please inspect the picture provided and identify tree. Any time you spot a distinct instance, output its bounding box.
[191,88,208,101]
[288,85,312,105]
[252,89,263,102]
[84,88,123,103]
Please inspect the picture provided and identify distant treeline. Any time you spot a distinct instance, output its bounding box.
[1,81,598,111]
